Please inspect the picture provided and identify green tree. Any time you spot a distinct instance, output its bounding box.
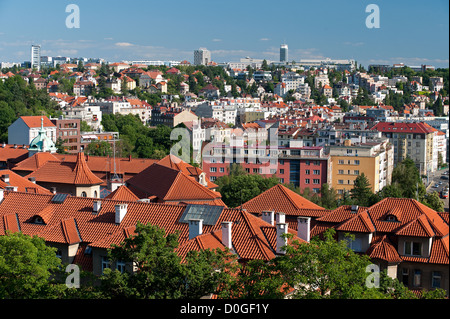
[100,222,233,299]
[350,173,374,207]
[319,183,338,209]
[0,232,63,298]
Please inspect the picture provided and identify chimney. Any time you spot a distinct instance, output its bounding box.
[276,212,285,224]
[14,144,17,149]
[261,211,274,225]
[2,143,5,148]
[221,221,232,249]
[0,189,3,201]
[93,200,102,214]
[351,205,359,213]
[51,187,57,194]
[2,174,9,184]
[28,177,36,184]
[276,223,288,254]
[115,204,128,224]
[297,217,311,243]
[188,219,203,240]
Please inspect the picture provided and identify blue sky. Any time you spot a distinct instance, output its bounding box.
[0,0,448,68]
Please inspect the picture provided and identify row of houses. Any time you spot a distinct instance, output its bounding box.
[0,150,448,295]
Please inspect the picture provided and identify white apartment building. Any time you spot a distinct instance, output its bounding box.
[31,45,41,71]
[63,105,103,131]
[314,74,330,88]
[194,48,211,66]
[8,116,56,146]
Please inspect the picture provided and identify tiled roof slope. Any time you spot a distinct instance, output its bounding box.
[126,163,223,204]
[242,184,328,216]
[11,152,61,172]
[25,152,103,185]
[313,197,449,265]
[0,169,53,194]
[0,191,304,266]
[105,185,139,201]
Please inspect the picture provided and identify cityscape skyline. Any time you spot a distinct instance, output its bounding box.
[0,0,449,68]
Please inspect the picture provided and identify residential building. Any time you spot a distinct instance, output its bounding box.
[194,48,211,66]
[25,152,103,198]
[0,143,29,169]
[371,122,436,175]
[51,118,81,154]
[0,169,52,194]
[150,107,198,128]
[31,44,41,71]
[8,116,57,146]
[62,104,102,130]
[329,137,393,196]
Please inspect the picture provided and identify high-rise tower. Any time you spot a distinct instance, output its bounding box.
[31,44,41,71]
[280,44,288,63]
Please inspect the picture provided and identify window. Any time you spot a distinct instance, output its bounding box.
[116,260,126,274]
[354,160,360,165]
[210,167,217,173]
[313,179,320,184]
[338,160,344,164]
[338,170,344,174]
[305,179,310,184]
[313,188,320,193]
[219,167,224,173]
[313,170,320,175]
[354,170,359,175]
[338,180,344,184]
[404,241,422,256]
[402,268,409,286]
[81,191,87,197]
[101,256,110,274]
[432,272,442,289]
[280,169,284,174]
[56,250,62,259]
[413,269,421,287]
[305,169,310,175]
[347,236,363,252]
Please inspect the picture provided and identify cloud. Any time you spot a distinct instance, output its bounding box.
[260,38,270,41]
[343,41,365,47]
[212,38,222,42]
[115,42,134,47]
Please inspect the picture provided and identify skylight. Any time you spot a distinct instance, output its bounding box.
[179,204,224,226]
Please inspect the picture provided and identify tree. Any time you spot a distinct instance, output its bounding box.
[0,232,63,298]
[99,222,233,299]
[422,191,445,212]
[319,183,338,209]
[350,173,374,207]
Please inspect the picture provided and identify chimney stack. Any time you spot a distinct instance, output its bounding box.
[2,174,10,184]
[261,211,274,225]
[93,201,102,214]
[188,219,203,240]
[115,204,128,224]
[276,223,288,254]
[276,212,285,224]
[297,217,311,243]
[0,189,3,201]
[221,221,232,250]
[28,177,36,184]
[51,187,57,194]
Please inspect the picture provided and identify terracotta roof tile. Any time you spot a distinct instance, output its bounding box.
[366,235,402,263]
[3,214,20,233]
[395,214,435,237]
[336,210,376,233]
[19,116,55,128]
[242,184,327,217]
[105,185,139,202]
[25,152,103,185]
[0,169,53,194]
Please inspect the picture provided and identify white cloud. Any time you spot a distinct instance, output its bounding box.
[212,38,222,42]
[115,42,134,47]
[260,38,270,41]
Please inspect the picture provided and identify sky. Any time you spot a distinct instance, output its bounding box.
[0,0,448,68]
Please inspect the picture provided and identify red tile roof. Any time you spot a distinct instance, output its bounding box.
[19,116,55,128]
[371,122,435,134]
[0,169,53,194]
[366,235,402,263]
[0,191,304,266]
[25,152,103,186]
[12,152,61,172]
[105,185,139,202]
[242,184,327,217]
[126,163,223,204]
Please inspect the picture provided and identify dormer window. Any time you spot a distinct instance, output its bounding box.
[34,216,45,224]
[386,215,398,222]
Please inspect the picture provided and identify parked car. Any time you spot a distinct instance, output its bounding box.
[441,175,449,180]
[441,191,449,199]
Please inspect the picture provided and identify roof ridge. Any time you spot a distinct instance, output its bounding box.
[241,210,272,260]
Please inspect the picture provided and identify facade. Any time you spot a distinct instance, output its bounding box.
[280,44,288,63]
[31,44,41,71]
[202,143,331,194]
[372,122,436,175]
[51,118,81,154]
[329,138,394,196]
[194,48,211,66]
[8,116,57,147]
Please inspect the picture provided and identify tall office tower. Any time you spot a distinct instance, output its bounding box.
[31,44,41,71]
[280,44,288,63]
[194,47,211,65]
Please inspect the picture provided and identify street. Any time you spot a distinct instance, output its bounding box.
[426,167,449,213]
